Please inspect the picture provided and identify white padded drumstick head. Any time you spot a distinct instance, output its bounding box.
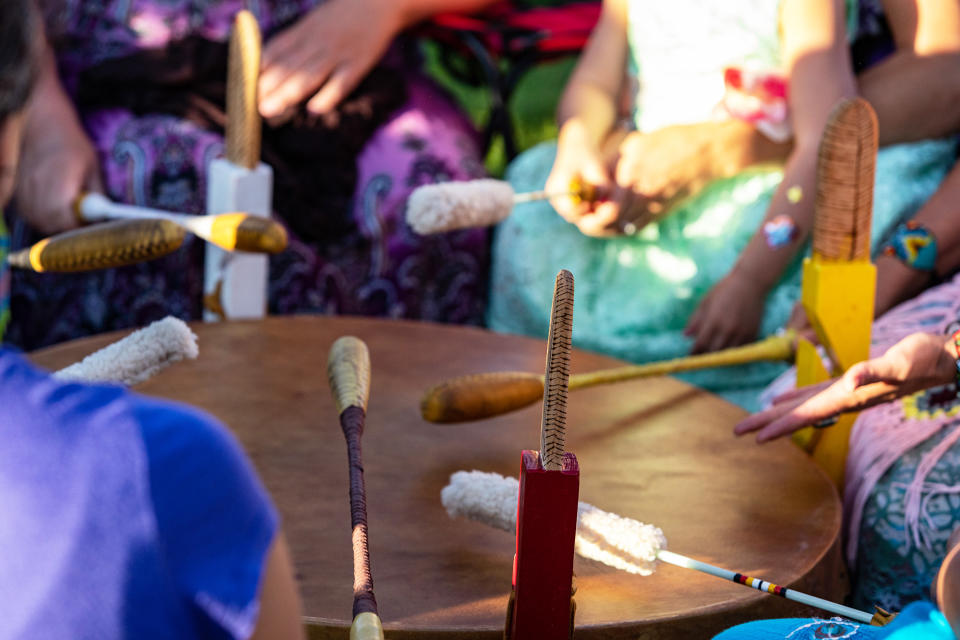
[54,316,198,386]
[442,470,667,575]
[406,180,516,235]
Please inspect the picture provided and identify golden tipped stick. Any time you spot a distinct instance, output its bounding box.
[421,330,797,423]
[226,9,262,169]
[540,269,574,470]
[76,193,287,254]
[7,219,186,273]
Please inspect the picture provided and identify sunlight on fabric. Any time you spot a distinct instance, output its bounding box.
[645,246,697,282]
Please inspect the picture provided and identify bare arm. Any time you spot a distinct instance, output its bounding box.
[249,532,306,640]
[15,17,102,233]
[860,0,960,144]
[686,0,857,353]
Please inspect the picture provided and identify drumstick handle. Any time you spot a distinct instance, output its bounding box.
[568,330,796,390]
[77,192,189,225]
[656,550,874,624]
[327,337,378,618]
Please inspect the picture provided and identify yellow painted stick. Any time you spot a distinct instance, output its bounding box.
[6,219,185,273]
[421,330,797,423]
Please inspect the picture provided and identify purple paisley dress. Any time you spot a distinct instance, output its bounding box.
[5,0,488,349]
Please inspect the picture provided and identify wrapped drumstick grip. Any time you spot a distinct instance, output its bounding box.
[326,337,383,640]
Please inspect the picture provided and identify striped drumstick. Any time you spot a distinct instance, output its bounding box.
[421,330,797,424]
[6,218,185,272]
[656,550,875,624]
[327,337,384,640]
[76,193,287,254]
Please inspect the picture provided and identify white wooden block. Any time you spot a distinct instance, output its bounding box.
[204,158,274,321]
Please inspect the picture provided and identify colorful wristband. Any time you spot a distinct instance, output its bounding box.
[883,221,937,272]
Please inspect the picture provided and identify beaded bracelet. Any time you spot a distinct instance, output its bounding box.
[883,221,938,272]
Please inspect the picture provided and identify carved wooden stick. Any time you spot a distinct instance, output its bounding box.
[6,219,185,273]
[421,330,797,424]
[226,9,261,169]
[327,337,384,640]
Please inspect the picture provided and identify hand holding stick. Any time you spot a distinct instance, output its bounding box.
[327,336,384,640]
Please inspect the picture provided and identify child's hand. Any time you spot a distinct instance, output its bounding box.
[734,332,958,443]
[546,122,615,234]
[260,0,400,123]
[685,272,767,354]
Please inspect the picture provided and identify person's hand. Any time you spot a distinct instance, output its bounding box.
[785,303,817,344]
[606,126,718,232]
[15,82,103,235]
[685,271,768,354]
[734,332,958,442]
[259,0,401,123]
[545,122,618,236]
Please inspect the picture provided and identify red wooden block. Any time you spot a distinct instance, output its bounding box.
[509,450,580,640]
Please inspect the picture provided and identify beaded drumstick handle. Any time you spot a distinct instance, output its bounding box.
[226,9,261,169]
[6,219,186,273]
[656,550,875,624]
[77,193,287,254]
[420,330,797,424]
[540,269,575,470]
[327,337,384,640]
[812,97,876,261]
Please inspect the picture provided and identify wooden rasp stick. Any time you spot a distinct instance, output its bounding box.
[327,337,384,640]
[77,193,287,254]
[226,9,261,170]
[6,218,185,273]
[421,330,797,424]
[540,269,574,470]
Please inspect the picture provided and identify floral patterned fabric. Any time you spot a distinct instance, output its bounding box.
[3,0,488,348]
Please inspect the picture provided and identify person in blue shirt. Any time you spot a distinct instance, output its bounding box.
[0,3,304,637]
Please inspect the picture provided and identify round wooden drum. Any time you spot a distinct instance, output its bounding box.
[32,316,843,639]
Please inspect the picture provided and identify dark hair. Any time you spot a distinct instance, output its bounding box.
[0,0,39,120]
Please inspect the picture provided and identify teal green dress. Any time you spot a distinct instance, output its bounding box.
[487,0,957,410]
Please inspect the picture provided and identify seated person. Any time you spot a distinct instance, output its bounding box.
[1,6,303,636]
[487,0,959,411]
[5,0,499,349]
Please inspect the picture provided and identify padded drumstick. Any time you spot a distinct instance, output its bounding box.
[421,330,798,423]
[77,193,287,254]
[442,470,878,625]
[327,337,384,640]
[6,218,185,272]
[406,177,596,235]
[54,316,198,386]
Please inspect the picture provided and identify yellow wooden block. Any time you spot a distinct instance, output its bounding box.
[792,337,830,452]
[796,255,875,488]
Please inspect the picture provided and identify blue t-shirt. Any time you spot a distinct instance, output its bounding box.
[0,348,278,640]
